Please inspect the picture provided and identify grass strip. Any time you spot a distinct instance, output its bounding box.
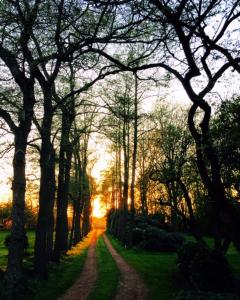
[27,232,93,300]
[87,235,120,300]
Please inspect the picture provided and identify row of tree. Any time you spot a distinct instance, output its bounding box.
[0,0,240,298]
[102,87,240,249]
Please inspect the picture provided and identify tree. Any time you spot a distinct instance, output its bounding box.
[97,0,240,251]
[0,1,40,296]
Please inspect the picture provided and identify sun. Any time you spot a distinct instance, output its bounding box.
[92,196,106,218]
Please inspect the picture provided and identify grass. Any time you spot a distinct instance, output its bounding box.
[87,235,120,300]
[0,230,91,300]
[0,230,240,300]
[107,233,240,300]
[27,232,93,300]
[107,233,178,300]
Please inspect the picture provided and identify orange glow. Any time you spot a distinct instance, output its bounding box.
[0,183,11,203]
[92,196,106,218]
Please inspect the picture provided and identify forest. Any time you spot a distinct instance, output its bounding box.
[0,0,240,299]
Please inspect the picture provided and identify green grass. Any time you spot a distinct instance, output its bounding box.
[107,233,240,300]
[87,235,120,300]
[27,248,88,300]
[0,230,90,300]
[26,232,94,300]
[107,234,178,300]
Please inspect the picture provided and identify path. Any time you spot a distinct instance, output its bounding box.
[58,230,148,300]
[103,234,148,300]
[59,229,100,300]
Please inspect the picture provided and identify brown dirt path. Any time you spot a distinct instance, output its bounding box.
[103,234,149,300]
[58,229,102,300]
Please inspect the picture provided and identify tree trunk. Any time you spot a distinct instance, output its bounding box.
[188,101,240,251]
[34,97,55,278]
[69,197,76,250]
[73,147,84,245]
[119,95,129,243]
[5,136,28,299]
[5,84,35,299]
[53,111,74,261]
[82,173,91,237]
[129,75,138,246]
[176,177,204,244]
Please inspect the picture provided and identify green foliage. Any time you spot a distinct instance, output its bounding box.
[177,242,235,292]
[88,236,120,300]
[173,291,239,300]
[212,97,240,192]
[177,241,200,276]
[4,234,29,250]
[138,226,185,252]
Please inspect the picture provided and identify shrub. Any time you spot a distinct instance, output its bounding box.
[177,242,235,292]
[4,234,29,250]
[177,241,204,276]
[138,238,162,251]
[173,291,238,300]
[138,227,185,252]
[134,215,148,229]
[132,227,145,245]
[189,249,234,292]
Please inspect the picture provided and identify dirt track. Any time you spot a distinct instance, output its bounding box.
[103,234,148,300]
[58,230,100,300]
[58,230,148,300]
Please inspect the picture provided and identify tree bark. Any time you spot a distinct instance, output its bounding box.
[129,75,138,246]
[5,82,35,299]
[34,92,55,279]
[53,111,74,261]
[82,173,91,237]
[188,101,240,251]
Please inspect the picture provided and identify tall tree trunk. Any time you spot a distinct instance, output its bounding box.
[53,111,74,261]
[5,85,35,298]
[69,196,76,250]
[82,173,91,236]
[129,75,138,246]
[119,95,129,242]
[176,177,204,244]
[130,75,138,219]
[73,147,84,245]
[188,101,240,251]
[34,94,55,279]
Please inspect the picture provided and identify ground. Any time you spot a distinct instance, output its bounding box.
[59,230,148,300]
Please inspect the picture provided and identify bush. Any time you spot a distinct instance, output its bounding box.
[189,249,234,292]
[177,242,235,292]
[177,241,204,276]
[4,234,29,250]
[138,237,162,251]
[134,215,148,229]
[173,291,238,300]
[138,226,185,252]
[132,227,145,245]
